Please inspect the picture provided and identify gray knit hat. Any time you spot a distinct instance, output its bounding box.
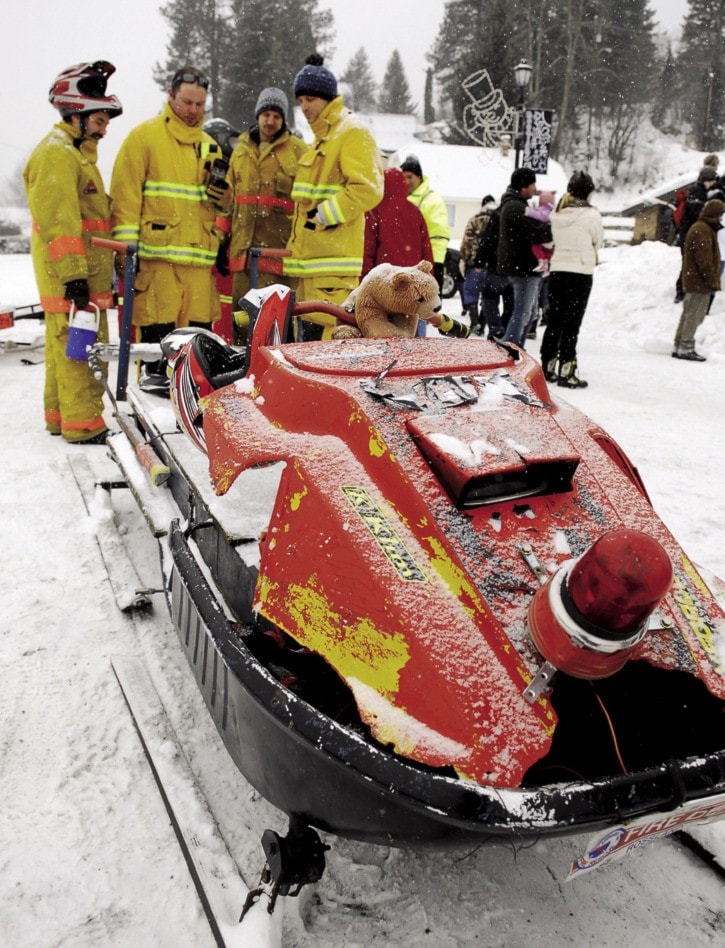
[255,87,288,121]
[293,54,338,101]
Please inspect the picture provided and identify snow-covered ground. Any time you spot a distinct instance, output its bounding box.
[2,240,725,947]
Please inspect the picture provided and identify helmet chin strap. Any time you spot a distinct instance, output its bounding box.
[69,113,88,148]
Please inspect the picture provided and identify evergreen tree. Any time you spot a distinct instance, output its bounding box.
[157,0,334,129]
[340,48,378,112]
[424,68,435,125]
[378,50,417,115]
[651,44,680,134]
[427,0,658,160]
[155,0,230,112]
[429,0,527,143]
[677,0,725,150]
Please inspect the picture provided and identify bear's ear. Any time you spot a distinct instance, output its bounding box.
[391,272,411,290]
[416,260,433,274]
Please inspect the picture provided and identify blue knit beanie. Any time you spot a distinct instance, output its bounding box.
[293,54,338,101]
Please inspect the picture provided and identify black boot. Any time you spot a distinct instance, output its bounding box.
[464,304,480,334]
[542,357,558,382]
[557,359,588,389]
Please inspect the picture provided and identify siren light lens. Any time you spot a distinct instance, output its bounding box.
[567,529,673,636]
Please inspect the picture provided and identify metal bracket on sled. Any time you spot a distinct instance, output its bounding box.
[240,816,329,919]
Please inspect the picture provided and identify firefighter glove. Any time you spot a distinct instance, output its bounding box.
[64,279,90,310]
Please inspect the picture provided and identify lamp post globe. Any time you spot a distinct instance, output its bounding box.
[514,60,533,103]
[513,60,533,169]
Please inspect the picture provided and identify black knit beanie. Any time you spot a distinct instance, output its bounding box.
[400,155,423,179]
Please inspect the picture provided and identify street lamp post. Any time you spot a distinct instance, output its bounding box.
[513,60,533,169]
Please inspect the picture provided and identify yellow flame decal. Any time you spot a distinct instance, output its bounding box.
[280,583,409,693]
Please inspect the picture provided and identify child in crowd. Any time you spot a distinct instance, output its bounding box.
[526,190,556,273]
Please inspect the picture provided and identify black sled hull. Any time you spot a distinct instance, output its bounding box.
[167,519,725,850]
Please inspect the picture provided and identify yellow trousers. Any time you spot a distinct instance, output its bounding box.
[295,275,358,340]
[132,260,220,328]
[44,311,109,442]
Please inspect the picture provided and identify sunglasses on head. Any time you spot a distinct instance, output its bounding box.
[173,71,209,89]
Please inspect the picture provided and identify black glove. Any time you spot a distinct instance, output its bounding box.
[64,279,90,310]
[207,180,233,211]
[215,241,230,277]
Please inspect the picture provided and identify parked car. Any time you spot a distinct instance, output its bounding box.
[441,241,463,300]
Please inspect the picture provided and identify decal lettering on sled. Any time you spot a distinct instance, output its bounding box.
[341,486,427,583]
[672,575,724,675]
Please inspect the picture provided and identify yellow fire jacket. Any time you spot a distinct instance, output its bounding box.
[407,176,450,265]
[216,128,306,274]
[23,122,114,313]
[285,97,383,280]
[110,102,223,268]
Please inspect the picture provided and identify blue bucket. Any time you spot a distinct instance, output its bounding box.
[66,304,100,361]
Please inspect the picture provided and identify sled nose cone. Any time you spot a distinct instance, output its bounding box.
[528,529,674,679]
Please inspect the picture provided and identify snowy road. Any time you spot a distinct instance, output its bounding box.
[2,243,725,946]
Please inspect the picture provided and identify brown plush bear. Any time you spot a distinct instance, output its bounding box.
[332,260,441,339]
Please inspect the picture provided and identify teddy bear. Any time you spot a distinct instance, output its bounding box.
[331,260,441,340]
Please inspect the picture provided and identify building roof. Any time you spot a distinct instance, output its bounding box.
[387,140,570,204]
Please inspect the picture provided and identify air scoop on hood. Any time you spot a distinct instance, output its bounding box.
[408,408,580,508]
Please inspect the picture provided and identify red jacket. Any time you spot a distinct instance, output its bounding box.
[362,168,433,276]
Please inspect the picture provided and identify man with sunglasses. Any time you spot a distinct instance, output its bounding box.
[111,66,226,392]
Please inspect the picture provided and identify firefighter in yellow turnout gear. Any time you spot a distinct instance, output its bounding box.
[285,55,384,339]
[110,66,226,389]
[214,87,306,344]
[24,61,122,444]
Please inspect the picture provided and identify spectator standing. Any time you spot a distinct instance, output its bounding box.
[472,205,513,339]
[24,61,122,444]
[400,155,451,291]
[362,167,433,337]
[362,168,432,276]
[111,65,226,390]
[459,195,496,333]
[539,172,603,388]
[214,88,307,343]
[672,198,724,362]
[674,165,719,302]
[285,55,383,340]
[497,167,552,349]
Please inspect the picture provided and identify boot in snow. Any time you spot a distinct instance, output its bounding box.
[672,347,706,362]
[558,359,588,389]
[543,358,558,382]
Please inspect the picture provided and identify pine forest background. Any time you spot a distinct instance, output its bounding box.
[154,0,725,192]
[2,1,722,203]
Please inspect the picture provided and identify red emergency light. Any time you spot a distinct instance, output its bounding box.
[528,529,674,679]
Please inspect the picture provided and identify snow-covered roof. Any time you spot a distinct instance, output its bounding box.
[387,141,570,204]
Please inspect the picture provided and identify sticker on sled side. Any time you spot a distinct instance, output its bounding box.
[567,792,725,879]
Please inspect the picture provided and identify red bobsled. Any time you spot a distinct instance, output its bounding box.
[127,283,725,887]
